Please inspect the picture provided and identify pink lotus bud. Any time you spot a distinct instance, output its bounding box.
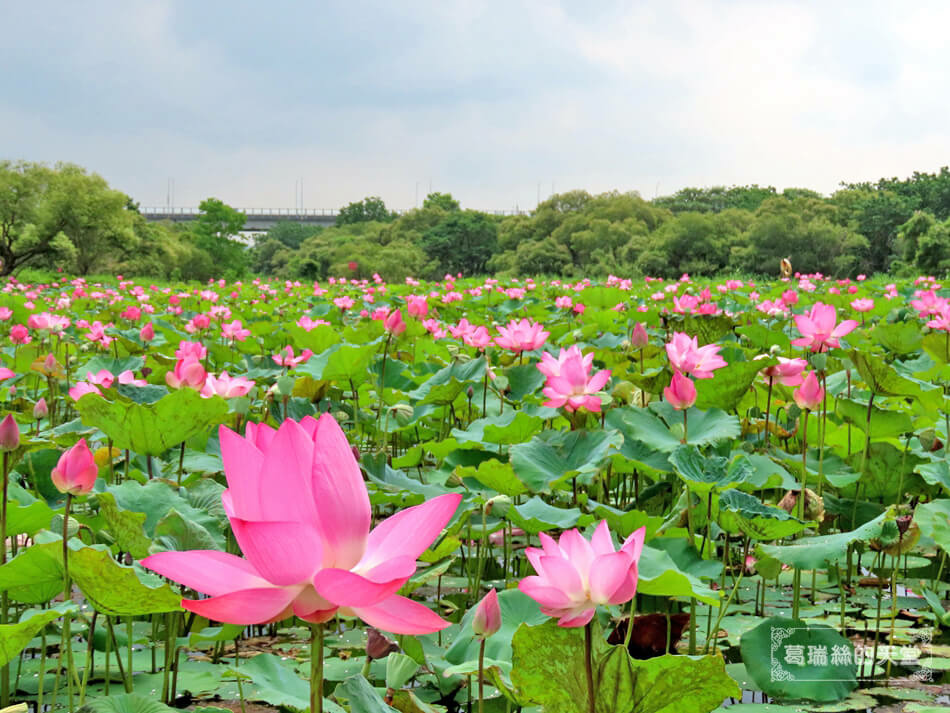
[33,397,48,419]
[383,308,406,335]
[0,413,20,451]
[51,438,98,495]
[793,371,824,411]
[139,322,155,342]
[472,588,501,639]
[663,370,696,410]
[630,322,649,349]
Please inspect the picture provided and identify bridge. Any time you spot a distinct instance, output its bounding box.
[141,207,341,231]
[140,206,527,231]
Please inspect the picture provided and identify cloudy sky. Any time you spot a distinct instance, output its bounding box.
[4,1,949,212]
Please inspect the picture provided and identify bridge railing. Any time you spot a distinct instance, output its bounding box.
[140,207,530,218]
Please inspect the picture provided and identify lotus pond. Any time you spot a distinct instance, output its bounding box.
[0,271,949,713]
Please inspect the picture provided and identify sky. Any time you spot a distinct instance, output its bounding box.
[4,0,950,213]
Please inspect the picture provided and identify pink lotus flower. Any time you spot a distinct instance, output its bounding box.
[297,316,330,332]
[472,588,501,639]
[850,298,874,313]
[926,303,950,331]
[118,370,147,387]
[139,322,155,342]
[793,371,824,411]
[792,303,858,352]
[494,318,549,353]
[0,367,15,381]
[201,372,255,399]
[0,307,11,321]
[142,415,461,633]
[759,356,808,387]
[176,340,207,361]
[462,326,492,350]
[665,332,727,379]
[663,371,696,410]
[10,325,30,345]
[222,320,251,342]
[333,296,355,311]
[51,439,98,495]
[519,521,645,627]
[537,346,611,413]
[272,346,313,368]
[406,295,428,318]
[69,382,102,401]
[166,356,208,390]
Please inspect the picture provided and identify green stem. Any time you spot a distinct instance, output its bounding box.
[792,410,808,621]
[311,623,324,713]
[705,566,745,654]
[62,492,75,712]
[584,622,596,713]
[478,638,486,713]
[473,506,489,599]
[376,333,393,449]
[763,378,774,447]
[852,393,875,529]
[0,451,9,707]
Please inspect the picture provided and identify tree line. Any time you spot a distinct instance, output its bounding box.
[6,160,950,280]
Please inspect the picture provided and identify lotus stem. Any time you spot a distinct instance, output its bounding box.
[1,452,9,706]
[478,638,486,713]
[310,623,325,713]
[584,622,596,713]
[61,493,76,712]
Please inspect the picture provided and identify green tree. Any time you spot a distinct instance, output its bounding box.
[264,220,320,249]
[421,210,498,277]
[335,196,396,226]
[422,192,460,211]
[191,198,248,275]
[0,161,138,275]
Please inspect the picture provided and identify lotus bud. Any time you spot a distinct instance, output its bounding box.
[0,413,20,451]
[630,322,649,349]
[793,371,824,411]
[51,438,98,496]
[33,397,48,420]
[472,588,501,639]
[663,371,696,410]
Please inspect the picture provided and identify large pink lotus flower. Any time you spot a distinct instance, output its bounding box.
[537,346,611,413]
[143,415,462,634]
[166,356,207,390]
[791,303,858,352]
[494,318,549,353]
[665,332,727,379]
[519,521,645,627]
